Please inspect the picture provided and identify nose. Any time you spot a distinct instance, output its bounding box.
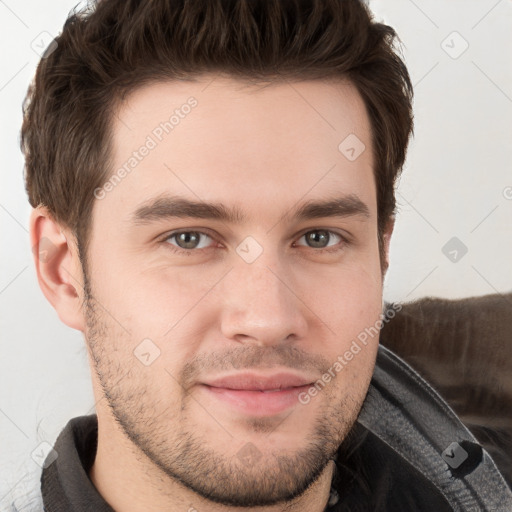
[219,250,309,347]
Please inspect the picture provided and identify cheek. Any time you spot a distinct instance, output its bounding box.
[89,247,217,328]
[317,259,383,328]
[88,232,383,356]
[312,261,383,373]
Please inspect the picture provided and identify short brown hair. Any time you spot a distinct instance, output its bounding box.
[21,0,413,275]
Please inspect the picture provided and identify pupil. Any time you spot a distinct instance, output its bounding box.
[178,232,198,248]
[175,231,330,250]
[308,231,328,248]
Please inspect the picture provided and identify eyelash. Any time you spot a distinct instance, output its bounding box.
[161,229,350,256]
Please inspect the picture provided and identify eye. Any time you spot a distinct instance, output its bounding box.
[161,228,349,256]
[163,231,215,254]
[294,229,347,253]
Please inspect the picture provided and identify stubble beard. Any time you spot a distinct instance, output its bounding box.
[83,284,363,507]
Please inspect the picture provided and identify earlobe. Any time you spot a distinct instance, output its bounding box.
[29,207,86,332]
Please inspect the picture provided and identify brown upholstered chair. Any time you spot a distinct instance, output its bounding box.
[380,292,512,489]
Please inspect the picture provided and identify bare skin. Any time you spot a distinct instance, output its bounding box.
[30,74,394,512]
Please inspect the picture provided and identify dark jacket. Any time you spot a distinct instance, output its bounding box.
[39,344,512,511]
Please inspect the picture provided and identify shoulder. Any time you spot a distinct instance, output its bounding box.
[348,344,512,511]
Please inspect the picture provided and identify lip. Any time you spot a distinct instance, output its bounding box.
[202,371,314,391]
[199,371,315,417]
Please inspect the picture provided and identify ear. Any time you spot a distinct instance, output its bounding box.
[29,207,86,331]
[382,216,395,275]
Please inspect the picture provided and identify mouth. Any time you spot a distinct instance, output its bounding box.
[199,372,315,416]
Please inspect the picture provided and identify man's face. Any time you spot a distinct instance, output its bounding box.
[83,75,387,506]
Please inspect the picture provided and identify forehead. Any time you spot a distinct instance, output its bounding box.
[98,75,376,226]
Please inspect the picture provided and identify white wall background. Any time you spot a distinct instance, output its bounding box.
[1,0,511,507]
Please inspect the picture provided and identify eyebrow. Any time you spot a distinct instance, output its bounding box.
[131,193,371,226]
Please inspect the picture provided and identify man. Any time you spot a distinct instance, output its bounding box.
[21,0,512,510]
